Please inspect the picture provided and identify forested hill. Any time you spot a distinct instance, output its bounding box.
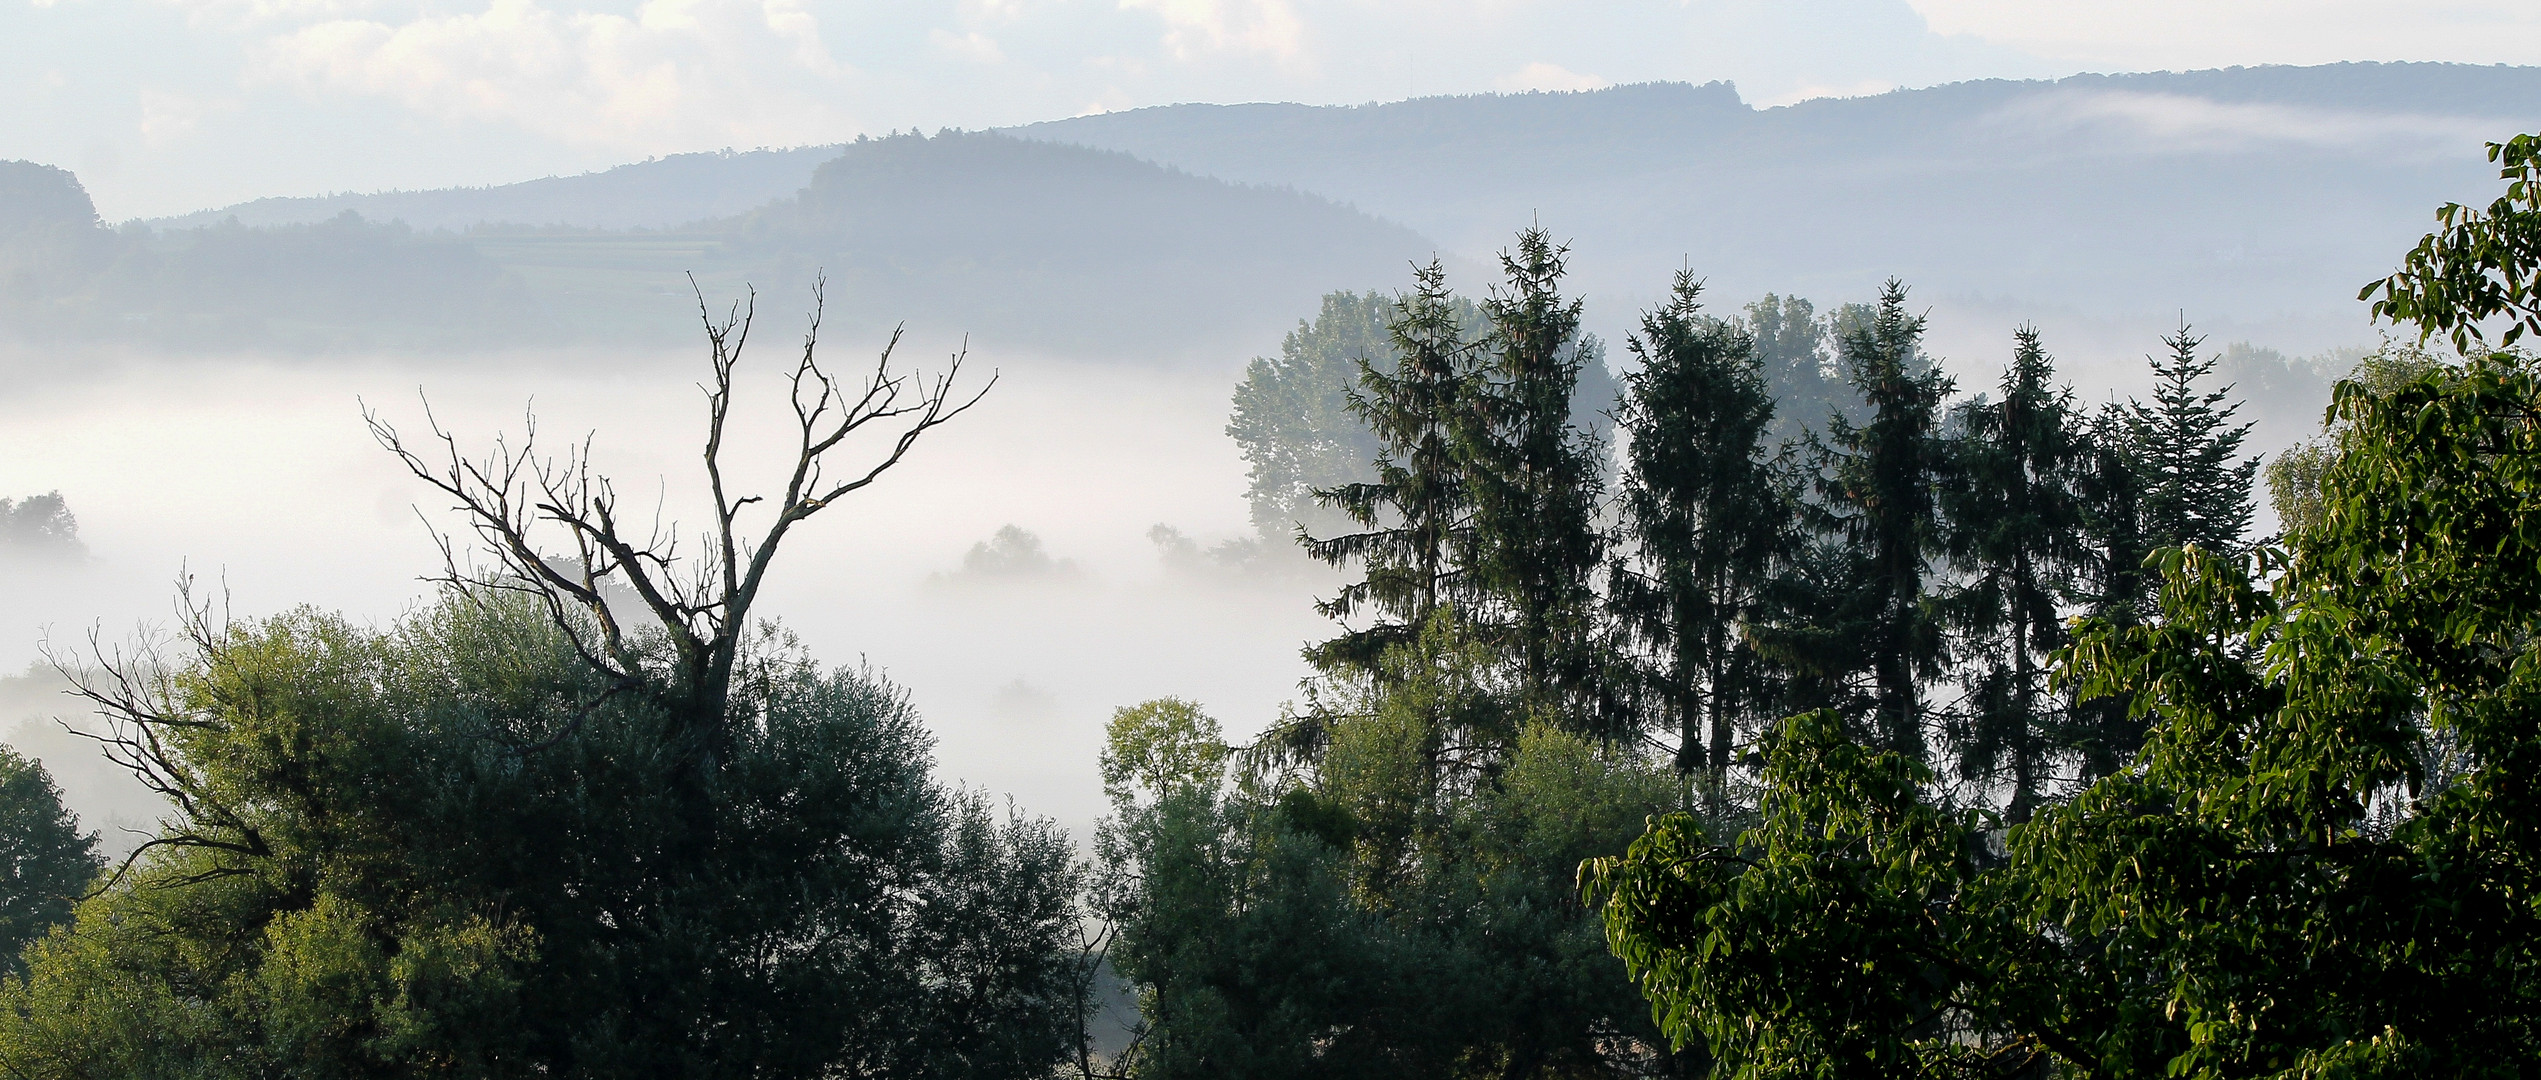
[147,145,849,233]
[705,131,1440,355]
[0,133,1437,358]
[1016,62,2541,349]
[12,62,2541,358]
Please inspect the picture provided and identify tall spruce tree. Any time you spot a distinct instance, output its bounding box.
[1458,227,1615,732]
[2065,402,2153,781]
[2128,323,2260,556]
[1943,327,2086,820]
[1611,271,1786,777]
[1305,261,1479,675]
[1810,280,1953,759]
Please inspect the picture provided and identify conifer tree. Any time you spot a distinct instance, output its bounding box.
[1458,227,1614,731]
[2066,402,2152,781]
[1810,280,1953,759]
[1943,327,2086,820]
[1305,261,1479,675]
[1611,271,1786,777]
[2128,323,2259,556]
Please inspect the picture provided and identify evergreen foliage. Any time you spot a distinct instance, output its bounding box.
[1610,272,1785,778]
[1941,327,2088,821]
[2127,324,2260,558]
[1305,261,1482,676]
[1457,229,1614,730]
[1805,281,1954,758]
[1587,131,2541,1080]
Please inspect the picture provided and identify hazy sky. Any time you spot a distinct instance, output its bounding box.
[7,0,2539,219]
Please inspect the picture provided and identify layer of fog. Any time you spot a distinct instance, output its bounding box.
[0,327,1336,848]
[0,288,2374,852]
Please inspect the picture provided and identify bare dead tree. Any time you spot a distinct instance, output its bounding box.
[365,277,991,772]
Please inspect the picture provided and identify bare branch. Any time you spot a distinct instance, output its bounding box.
[365,277,988,769]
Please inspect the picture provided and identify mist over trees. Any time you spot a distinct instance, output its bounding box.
[7,68,2541,1080]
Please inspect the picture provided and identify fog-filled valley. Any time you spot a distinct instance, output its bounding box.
[5,65,2489,845]
[8,50,2541,1077]
[0,339,1354,847]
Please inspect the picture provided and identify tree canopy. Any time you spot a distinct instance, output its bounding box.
[1587,131,2541,1080]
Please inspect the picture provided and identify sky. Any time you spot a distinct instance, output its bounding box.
[6,0,2540,219]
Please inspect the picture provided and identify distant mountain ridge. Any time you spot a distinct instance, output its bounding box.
[147,145,849,233]
[1014,62,2541,351]
[13,62,2541,360]
[3,133,1437,359]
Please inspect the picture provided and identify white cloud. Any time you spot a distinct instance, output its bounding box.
[136,88,240,145]
[1495,61,1605,93]
[1905,0,2541,68]
[255,0,855,150]
[930,27,1005,64]
[1991,89,2509,155]
[161,0,373,29]
[1117,0,1304,65]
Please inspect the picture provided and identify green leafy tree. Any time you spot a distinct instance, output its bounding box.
[1584,711,2025,1078]
[1229,292,1399,543]
[2364,132,2541,349]
[2264,339,2450,537]
[1745,294,1843,448]
[0,746,97,976]
[1610,271,1787,779]
[1097,619,1691,1080]
[1943,327,2088,820]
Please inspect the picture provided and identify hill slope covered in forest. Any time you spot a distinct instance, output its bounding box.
[1018,63,2541,350]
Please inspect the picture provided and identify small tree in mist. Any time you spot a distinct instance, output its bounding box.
[0,493,85,560]
[1229,291,1400,544]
